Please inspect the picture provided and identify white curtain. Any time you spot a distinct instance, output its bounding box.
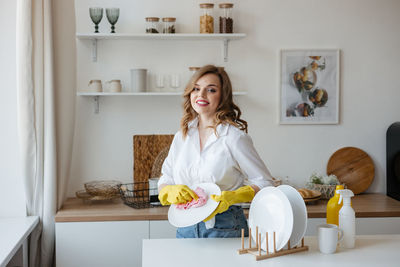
[16,0,75,266]
[52,0,76,211]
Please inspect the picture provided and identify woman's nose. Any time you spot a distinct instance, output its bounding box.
[199,88,206,97]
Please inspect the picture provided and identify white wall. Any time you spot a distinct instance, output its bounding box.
[68,0,400,196]
[0,0,26,216]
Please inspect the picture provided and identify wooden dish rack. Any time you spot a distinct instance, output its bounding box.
[237,227,308,261]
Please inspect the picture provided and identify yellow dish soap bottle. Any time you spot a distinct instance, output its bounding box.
[326,185,344,225]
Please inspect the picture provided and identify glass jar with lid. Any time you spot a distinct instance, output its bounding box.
[199,3,214,33]
[162,17,176,33]
[188,67,201,75]
[145,17,160,33]
[188,67,201,80]
[187,67,200,88]
[219,3,234,33]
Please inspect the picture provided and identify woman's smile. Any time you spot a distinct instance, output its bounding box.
[195,99,210,106]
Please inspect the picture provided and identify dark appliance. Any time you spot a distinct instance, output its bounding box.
[387,122,400,201]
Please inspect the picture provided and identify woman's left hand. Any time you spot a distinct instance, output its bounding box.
[203,185,256,221]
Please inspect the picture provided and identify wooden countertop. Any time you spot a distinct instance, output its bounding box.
[55,193,400,222]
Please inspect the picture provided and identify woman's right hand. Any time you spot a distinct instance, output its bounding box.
[158,184,198,205]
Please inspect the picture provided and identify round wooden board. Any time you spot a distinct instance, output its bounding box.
[327,147,374,194]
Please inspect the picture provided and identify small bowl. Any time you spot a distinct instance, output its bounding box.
[84,180,121,197]
[76,190,120,201]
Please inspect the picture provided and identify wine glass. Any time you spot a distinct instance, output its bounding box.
[106,8,120,33]
[89,7,103,33]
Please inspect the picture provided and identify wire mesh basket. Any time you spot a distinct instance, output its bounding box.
[119,182,160,209]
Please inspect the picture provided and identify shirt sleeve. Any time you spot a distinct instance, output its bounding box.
[157,132,180,187]
[231,133,274,189]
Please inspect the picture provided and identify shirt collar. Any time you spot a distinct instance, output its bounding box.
[187,117,229,137]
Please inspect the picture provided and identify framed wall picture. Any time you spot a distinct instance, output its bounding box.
[279,49,340,124]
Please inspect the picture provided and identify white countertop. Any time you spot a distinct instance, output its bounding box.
[0,216,39,267]
[143,235,400,267]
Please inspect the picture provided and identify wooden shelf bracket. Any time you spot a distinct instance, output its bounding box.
[93,96,99,114]
[223,39,229,62]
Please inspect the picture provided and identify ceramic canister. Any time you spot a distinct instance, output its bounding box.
[107,80,122,92]
[130,69,147,92]
[88,80,102,92]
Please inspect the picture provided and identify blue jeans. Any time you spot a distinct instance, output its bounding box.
[176,206,249,238]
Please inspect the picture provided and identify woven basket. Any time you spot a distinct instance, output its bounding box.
[306,183,346,200]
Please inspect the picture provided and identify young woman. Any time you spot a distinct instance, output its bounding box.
[158,65,273,238]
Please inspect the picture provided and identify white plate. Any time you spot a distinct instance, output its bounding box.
[248,186,293,252]
[168,183,221,227]
[277,185,308,247]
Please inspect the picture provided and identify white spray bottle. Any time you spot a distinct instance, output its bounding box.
[337,189,355,248]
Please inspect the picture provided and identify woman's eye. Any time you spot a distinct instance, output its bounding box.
[193,87,200,91]
[208,88,217,93]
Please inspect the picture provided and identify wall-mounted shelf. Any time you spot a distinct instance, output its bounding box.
[77,91,248,114]
[76,33,246,62]
[77,91,247,96]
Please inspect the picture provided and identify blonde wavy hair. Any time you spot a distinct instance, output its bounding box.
[180,65,248,138]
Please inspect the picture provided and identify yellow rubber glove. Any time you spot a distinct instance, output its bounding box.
[204,185,255,222]
[158,184,198,206]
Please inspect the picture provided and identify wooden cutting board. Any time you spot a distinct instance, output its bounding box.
[327,147,374,194]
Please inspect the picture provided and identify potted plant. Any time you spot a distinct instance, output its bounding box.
[306,172,344,199]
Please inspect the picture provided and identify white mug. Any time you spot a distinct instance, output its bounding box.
[318,224,343,254]
[106,80,122,92]
[88,80,102,92]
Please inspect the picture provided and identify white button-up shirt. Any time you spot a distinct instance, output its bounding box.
[158,118,273,191]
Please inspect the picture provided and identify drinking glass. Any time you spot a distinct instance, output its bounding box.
[89,7,103,33]
[170,74,181,91]
[155,74,165,91]
[106,8,120,33]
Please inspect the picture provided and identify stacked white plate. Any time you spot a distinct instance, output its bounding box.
[248,185,307,252]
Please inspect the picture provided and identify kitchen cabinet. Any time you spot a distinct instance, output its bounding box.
[149,220,177,239]
[55,220,176,267]
[306,217,400,235]
[55,221,149,267]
